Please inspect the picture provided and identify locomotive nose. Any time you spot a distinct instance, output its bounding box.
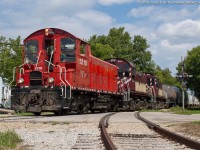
[30,71,43,86]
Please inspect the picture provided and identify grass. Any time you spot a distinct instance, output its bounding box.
[43,121,70,125]
[16,112,34,116]
[16,112,54,116]
[168,106,200,115]
[140,106,200,115]
[0,130,22,149]
[141,109,161,112]
[192,121,200,124]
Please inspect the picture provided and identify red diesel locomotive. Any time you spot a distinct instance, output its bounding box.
[11,28,167,115]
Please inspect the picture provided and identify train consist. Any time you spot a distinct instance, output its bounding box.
[10,28,198,115]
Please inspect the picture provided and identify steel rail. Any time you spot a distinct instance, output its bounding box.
[99,113,117,150]
[136,112,200,150]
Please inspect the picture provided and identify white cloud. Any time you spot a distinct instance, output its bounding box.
[157,19,200,39]
[128,6,200,23]
[126,6,200,74]
[0,0,114,39]
[98,0,134,5]
[128,6,155,17]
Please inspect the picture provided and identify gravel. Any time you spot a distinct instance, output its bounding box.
[0,122,100,150]
[108,112,155,134]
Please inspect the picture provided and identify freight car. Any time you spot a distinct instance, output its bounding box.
[10,28,172,115]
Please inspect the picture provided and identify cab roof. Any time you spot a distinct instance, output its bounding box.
[24,28,89,44]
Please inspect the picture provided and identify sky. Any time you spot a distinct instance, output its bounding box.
[1,0,200,75]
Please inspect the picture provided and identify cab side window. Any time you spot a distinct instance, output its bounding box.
[60,37,75,62]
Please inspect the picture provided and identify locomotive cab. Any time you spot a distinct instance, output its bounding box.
[105,58,135,79]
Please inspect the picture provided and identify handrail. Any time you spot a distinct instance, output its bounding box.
[44,60,67,98]
[56,65,67,99]
[19,62,28,68]
[9,67,16,86]
[35,50,42,70]
[19,68,24,79]
[48,50,55,73]
[61,67,71,99]
[43,60,55,67]
[9,60,30,86]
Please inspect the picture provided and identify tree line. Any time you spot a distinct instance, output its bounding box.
[0,27,199,98]
[88,27,180,87]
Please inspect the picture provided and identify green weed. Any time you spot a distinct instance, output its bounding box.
[0,130,22,149]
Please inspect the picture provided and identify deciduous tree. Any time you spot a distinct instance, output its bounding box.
[0,36,22,84]
[181,46,200,98]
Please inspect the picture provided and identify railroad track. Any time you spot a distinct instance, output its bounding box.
[71,113,117,150]
[98,112,200,150]
[71,133,104,149]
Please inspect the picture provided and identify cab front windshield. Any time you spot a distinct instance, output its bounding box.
[25,40,38,63]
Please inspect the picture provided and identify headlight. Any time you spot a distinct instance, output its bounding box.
[48,77,54,83]
[18,78,24,84]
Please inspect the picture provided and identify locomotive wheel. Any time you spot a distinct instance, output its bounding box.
[77,104,85,114]
[108,104,117,112]
[100,108,107,113]
[90,109,95,113]
[114,104,119,112]
[61,109,69,115]
[54,111,61,116]
[33,112,41,116]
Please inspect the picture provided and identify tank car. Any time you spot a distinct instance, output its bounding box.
[187,93,199,107]
[11,28,120,115]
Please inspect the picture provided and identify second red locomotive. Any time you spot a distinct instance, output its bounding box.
[11,28,167,115]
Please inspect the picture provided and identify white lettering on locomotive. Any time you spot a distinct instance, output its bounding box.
[79,58,87,66]
[37,67,42,71]
[80,70,87,78]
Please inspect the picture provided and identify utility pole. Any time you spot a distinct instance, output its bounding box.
[176,56,193,110]
[181,56,185,110]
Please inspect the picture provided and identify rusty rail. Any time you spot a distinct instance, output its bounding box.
[136,112,200,150]
[99,113,117,150]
